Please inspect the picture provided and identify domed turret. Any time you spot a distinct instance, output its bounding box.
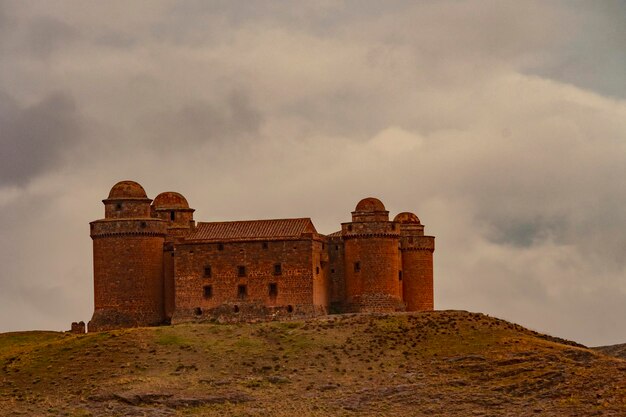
[352,197,389,222]
[342,198,402,313]
[355,197,386,212]
[89,180,167,331]
[153,192,189,209]
[108,180,148,199]
[393,212,421,224]
[396,210,434,312]
[151,191,195,234]
[103,180,152,219]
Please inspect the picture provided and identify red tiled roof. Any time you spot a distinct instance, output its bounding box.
[184,218,317,241]
[326,230,342,238]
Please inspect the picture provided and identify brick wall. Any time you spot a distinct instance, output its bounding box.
[401,236,435,311]
[327,237,346,312]
[342,214,405,313]
[172,238,325,323]
[104,199,152,219]
[89,217,167,332]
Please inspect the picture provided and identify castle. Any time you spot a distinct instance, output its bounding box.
[87,180,435,332]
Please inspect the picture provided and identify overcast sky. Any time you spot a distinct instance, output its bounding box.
[1,1,625,346]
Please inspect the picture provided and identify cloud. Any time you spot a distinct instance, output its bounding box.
[0,92,81,186]
[0,1,625,346]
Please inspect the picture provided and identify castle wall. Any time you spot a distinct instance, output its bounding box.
[327,237,346,312]
[90,228,166,331]
[172,238,325,322]
[401,236,435,311]
[343,232,403,313]
[89,184,435,330]
[104,200,151,219]
[163,245,176,321]
[312,240,330,308]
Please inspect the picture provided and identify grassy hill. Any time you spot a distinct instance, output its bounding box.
[594,343,626,361]
[1,311,625,416]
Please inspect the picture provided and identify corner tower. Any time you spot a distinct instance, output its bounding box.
[395,212,435,311]
[342,198,403,312]
[151,191,195,322]
[88,180,167,331]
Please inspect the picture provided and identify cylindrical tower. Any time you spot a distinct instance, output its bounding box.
[151,191,195,322]
[343,198,403,312]
[88,180,167,332]
[395,212,435,311]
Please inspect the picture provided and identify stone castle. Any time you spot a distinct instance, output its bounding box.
[87,180,435,332]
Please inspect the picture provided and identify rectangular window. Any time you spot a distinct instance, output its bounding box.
[269,283,278,297]
[262,242,269,249]
[238,284,247,299]
[331,268,335,274]
[399,271,403,281]
[273,263,282,275]
[204,266,211,278]
[203,285,212,299]
[217,243,224,251]
[316,266,320,275]
[170,211,175,221]
[354,261,361,272]
[238,265,246,277]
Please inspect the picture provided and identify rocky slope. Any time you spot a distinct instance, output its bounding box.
[1,311,625,416]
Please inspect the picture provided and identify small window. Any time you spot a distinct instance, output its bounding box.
[287,305,294,313]
[140,221,147,228]
[322,243,325,249]
[170,211,175,221]
[273,263,282,275]
[347,225,353,232]
[203,266,212,278]
[335,245,339,250]
[194,307,203,316]
[269,283,278,297]
[392,223,396,230]
[399,271,403,281]
[203,285,212,298]
[331,268,335,274]
[262,242,269,249]
[115,203,122,210]
[238,284,247,299]
[354,261,361,272]
[238,266,246,277]
[316,266,320,275]
[217,243,224,251]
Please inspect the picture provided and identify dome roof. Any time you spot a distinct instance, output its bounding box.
[393,212,421,224]
[107,180,147,199]
[355,197,386,212]
[152,191,189,209]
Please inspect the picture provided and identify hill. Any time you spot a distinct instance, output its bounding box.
[1,311,625,416]
[594,343,626,361]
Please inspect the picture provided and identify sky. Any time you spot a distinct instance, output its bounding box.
[1,0,625,347]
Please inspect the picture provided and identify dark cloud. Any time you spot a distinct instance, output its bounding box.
[142,90,262,149]
[0,92,80,186]
[526,1,626,98]
[0,1,625,346]
[25,16,78,57]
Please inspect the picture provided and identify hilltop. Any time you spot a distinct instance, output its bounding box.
[1,311,625,416]
[594,343,626,361]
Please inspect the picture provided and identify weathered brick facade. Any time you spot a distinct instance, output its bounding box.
[88,181,435,331]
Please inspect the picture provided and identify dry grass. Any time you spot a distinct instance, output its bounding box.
[1,311,625,416]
